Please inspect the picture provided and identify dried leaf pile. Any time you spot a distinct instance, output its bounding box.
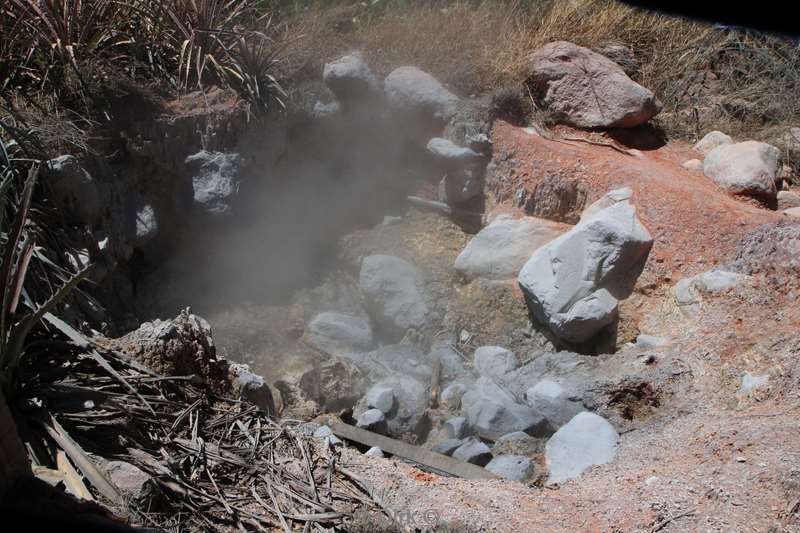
[14,327,381,532]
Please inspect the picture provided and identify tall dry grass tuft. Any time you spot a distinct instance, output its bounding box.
[282,0,800,141]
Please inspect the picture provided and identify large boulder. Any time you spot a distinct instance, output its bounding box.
[702,141,780,201]
[693,131,733,155]
[454,215,566,281]
[545,412,619,485]
[322,53,379,104]
[186,150,242,217]
[527,41,661,129]
[384,66,459,124]
[42,155,102,226]
[359,255,428,340]
[518,195,653,343]
[305,312,375,358]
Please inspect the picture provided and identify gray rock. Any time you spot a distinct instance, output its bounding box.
[518,196,653,343]
[545,412,619,485]
[442,417,470,439]
[322,53,379,104]
[496,431,531,443]
[633,335,669,349]
[452,437,493,466]
[427,137,482,161]
[778,190,800,210]
[473,346,518,377]
[186,150,242,217]
[42,155,101,226]
[737,372,769,396]
[786,207,800,218]
[461,378,553,440]
[485,455,534,482]
[674,269,747,311]
[356,408,388,433]
[135,203,158,245]
[441,383,468,410]
[384,66,458,123]
[313,425,334,439]
[365,384,395,414]
[682,159,703,171]
[426,344,470,384]
[359,255,428,340]
[580,187,632,221]
[703,141,780,200]
[527,41,661,128]
[313,100,340,118]
[525,379,584,429]
[432,438,465,456]
[228,363,277,415]
[365,446,384,458]
[360,344,433,384]
[694,131,733,155]
[367,375,428,436]
[305,312,375,358]
[428,137,487,205]
[454,215,565,281]
[105,461,155,504]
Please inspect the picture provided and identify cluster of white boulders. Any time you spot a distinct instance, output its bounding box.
[685,130,800,216]
[302,188,654,483]
[321,53,490,208]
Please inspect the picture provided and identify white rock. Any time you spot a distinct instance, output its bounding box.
[525,379,584,428]
[306,312,374,358]
[365,446,384,458]
[693,131,732,155]
[473,346,518,377]
[384,66,458,122]
[186,151,242,217]
[518,196,653,343]
[356,408,387,433]
[545,412,619,484]
[737,372,769,395]
[682,159,703,171]
[703,141,780,200]
[580,187,632,220]
[365,385,395,414]
[322,53,379,103]
[785,207,800,218]
[485,455,534,481]
[455,215,565,281]
[359,255,428,341]
[452,437,493,466]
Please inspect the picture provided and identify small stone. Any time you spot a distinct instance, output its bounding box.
[356,409,388,433]
[442,417,470,439]
[365,385,395,414]
[485,455,534,481]
[365,446,383,458]
[473,346,518,377]
[432,438,465,457]
[441,383,468,410]
[737,372,769,396]
[452,437,493,466]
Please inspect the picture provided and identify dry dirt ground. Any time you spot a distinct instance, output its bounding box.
[332,122,800,532]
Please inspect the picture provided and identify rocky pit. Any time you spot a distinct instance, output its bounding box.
[42,43,800,530]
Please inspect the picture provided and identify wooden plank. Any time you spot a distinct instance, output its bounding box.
[329,420,497,481]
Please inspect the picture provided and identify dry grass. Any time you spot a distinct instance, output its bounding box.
[281,0,800,141]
